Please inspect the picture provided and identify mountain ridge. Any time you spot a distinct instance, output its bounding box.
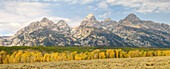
[0,13,170,48]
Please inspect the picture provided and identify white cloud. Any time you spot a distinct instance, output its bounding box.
[97,1,108,9]
[0,23,22,36]
[106,0,170,13]
[81,0,95,4]
[38,0,96,4]
[87,6,98,11]
[0,1,51,36]
[98,11,111,18]
[0,1,73,36]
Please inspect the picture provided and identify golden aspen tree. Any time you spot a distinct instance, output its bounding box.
[14,50,23,63]
[106,50,111,58]
[70,51,77,60]
[127,54,130,58]
[0,51,6,64]
[68,52,74,61]
[75,54,81,60]
[119,51,123,58]
[128,51,133,58]
[139,51,143,57]
[58,53,63,61]
[9,51,17,63]
[79,52,85,60]
[90,52,95,59]
[21,51,32,63]
[146,51,154,57]
[30,52,37,63]
[54,52,59,61]
[110,50,115,58]
[21,53,26,63]
[67,54,72,61]
[34,52,42,62]
[44,53,50,62]
[115,49,119,58]
[162,51,170,56]
[119,51,127,58]
[50,53,55,61]
[82,52,88,60]
[134,50,140,57]
[165,51,170,56]
[40,57,45,62]
[87,52,91,60]
[3,55,9,64]
[99,52,105,59]
[1,49,170,64]
[61,53,67,61]
[154,50,161,56]
[93,49,100,59]
[142,51,146,57]
[122,52,128,58]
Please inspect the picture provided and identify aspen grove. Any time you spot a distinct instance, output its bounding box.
[0,49,170,64]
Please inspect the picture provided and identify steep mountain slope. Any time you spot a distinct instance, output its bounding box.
[0,13,169,48]
[119,14,170,33]
[70,13,132,47]
[2,18,73,46]
[112,14,170,48]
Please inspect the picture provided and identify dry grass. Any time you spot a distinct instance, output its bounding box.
[0,56,170,69]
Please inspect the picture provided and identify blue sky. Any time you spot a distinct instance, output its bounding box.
[0,0,170,36]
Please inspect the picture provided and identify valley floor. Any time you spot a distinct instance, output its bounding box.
[0,56,170,69]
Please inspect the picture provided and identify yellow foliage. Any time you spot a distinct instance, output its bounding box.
[0,49,170,64]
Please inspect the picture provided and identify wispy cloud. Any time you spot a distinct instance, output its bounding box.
[0,1,72,36]
[98,11,111,18]
[97,1,108,9]
[106,0,170,13]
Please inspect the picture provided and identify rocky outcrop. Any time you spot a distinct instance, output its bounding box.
[0,13,170,48]
[112,14,170,48]
[80,13,101,28]
[1,18,73,46]
[101,18,118,30]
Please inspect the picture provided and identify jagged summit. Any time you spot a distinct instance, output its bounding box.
[41,17,50,22]
[123,13,140,21]
[106,18,111,20]
[83,13,96,21]
[80,13,100,27]
[56,20,69,26]
[104,18,112,21]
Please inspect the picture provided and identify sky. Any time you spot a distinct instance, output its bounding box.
[0,0,170,36]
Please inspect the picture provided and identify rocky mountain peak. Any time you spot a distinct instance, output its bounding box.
[123,13,140,21]
[56,20,68,26]
[83,13,96,21]
[80,13,101,28]
[56,20,71,34]
[103,18,112,21]
[41,17,50,22]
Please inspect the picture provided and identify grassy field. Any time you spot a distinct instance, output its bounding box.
[0,56,169,69]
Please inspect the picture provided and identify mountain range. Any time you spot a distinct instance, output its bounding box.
[0,13,170,48]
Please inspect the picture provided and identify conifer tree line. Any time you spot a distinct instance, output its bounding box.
[0,49,170,64]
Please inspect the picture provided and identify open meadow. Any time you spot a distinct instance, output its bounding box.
[0,56,170,69]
